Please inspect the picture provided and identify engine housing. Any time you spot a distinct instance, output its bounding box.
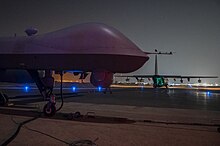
[90,70,113,88]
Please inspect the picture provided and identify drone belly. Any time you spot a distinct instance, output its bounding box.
[0,53,148,72]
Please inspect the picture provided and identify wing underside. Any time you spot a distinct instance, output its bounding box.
[115,75,218,79]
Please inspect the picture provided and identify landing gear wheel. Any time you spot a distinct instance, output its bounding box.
[43,102,56,117]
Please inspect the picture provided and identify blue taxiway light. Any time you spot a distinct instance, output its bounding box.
[207,91,211,95]
[72,86,76,92]
[24,86,29,92]
[98,86,102,92]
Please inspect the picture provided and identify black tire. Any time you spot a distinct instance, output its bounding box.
[43,103,56,117]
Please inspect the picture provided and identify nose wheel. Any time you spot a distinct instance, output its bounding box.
[43,102,56,117]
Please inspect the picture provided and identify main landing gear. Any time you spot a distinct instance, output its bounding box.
[103,87,112,94]
[43,94,56,117]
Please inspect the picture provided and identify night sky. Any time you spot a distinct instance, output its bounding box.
[0,0,220,83]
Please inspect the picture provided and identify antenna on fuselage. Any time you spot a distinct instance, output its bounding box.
[25,27,38,36]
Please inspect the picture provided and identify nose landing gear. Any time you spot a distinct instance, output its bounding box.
[42,71,64,117]
[43,94,56,117]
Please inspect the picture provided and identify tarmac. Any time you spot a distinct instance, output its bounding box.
[0,83,220,146]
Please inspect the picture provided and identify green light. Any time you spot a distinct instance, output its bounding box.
[153,76,165,87]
